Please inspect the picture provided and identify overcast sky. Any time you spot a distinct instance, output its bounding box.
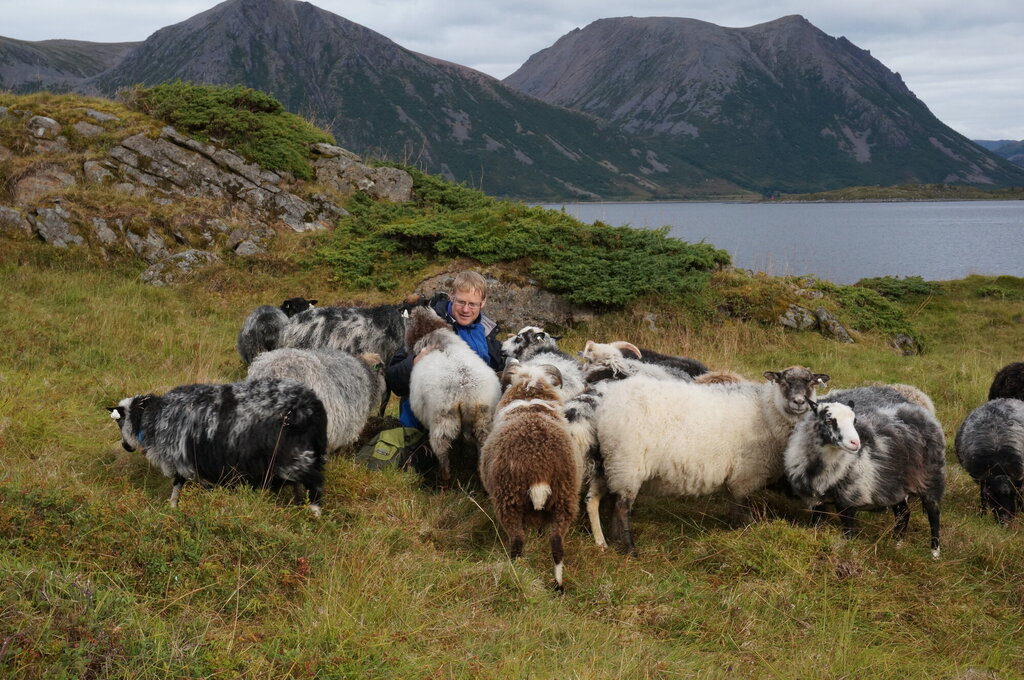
[4,0,1022,140]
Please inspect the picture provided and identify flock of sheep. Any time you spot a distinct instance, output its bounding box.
[106,292,1024,592]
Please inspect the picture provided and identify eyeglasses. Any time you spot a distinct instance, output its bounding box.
[452,298,482,310]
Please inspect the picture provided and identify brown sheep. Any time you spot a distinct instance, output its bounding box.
[479,362,582,592]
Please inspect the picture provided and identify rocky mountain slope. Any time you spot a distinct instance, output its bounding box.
[975,140,1024,167]
[73,0,742,201]
[0,36,139,93]
[503,15,1024,192]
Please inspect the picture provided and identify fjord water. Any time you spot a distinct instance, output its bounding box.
[539,200,1024,284]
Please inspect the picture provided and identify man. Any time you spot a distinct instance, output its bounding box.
[385,271,505,432]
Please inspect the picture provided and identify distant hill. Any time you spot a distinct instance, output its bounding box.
[503,15,1024,192]
[73,0,745,201]
[974,140,1024,167]
[0,36,139,93]
[3,1,1022,198]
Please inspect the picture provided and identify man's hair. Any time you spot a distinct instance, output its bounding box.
[451,271,487,300]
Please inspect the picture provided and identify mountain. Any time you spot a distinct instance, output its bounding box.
[74,0,742,201]
[974,140,1024,167]
[503,16,1024,192]
[0,37,139,93]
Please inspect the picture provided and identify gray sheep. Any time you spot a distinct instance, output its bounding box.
[237,297,317,365]
[955,398,1024,524]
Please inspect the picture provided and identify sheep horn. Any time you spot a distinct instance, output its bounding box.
[610,341,642,358]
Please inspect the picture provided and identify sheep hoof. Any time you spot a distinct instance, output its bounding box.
[931,547,941,560]
[309,504,322,518]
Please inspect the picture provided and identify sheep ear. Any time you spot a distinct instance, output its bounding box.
[106,406,123,420]
[610,341,642,358]
[308,299,317,306]
[763,371,780,383]
[550,334,563,342]
[814,373,831,385]
[847,400,855,410]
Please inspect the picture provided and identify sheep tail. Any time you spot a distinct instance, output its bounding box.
[529,483,552,511]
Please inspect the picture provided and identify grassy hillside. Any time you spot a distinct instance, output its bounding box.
[2,235,1024,678]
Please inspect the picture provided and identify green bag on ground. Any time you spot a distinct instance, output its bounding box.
[355,427,425,470]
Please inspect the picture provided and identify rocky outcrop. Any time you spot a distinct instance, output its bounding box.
[310,143,414,202]
[414,271,595,332]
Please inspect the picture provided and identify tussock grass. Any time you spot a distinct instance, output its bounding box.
[2,239,1024,678]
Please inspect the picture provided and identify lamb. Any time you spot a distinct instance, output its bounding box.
[821,383,936,414]
[246,348,386,455]
[589,365,829,552]
[784,401,946,557]
[107,378,328,515]
[479,363,582,591]
[988,362,1024,401]
[955,398,1024,524]
[579,340,695,384]
[501,326,586,399]
[405,306,502,488]
[236,296,318,365]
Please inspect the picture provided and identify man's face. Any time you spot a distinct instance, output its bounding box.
[451,289,484,325]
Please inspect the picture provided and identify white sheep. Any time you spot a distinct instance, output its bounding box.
[784,401,946,557]
[501,326,586,400]
[589,365,829,552]
[479,363,582,591]
[246,348,386,455]
[405,307,502,488]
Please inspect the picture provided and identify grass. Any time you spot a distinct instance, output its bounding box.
[2,239,1024,678]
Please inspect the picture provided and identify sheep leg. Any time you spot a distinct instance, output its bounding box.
[612,494,637,555]
[891,499,911,540]
[550,528,566,594]
[303,471,325,518]
[169,476,187,507]
[505,517,526,561]
[809,504,829,527]
[921,497,941,558]
[837,506,858,538]
[429,426,457,490]
[585,478,608,548]
[978,482,990,516]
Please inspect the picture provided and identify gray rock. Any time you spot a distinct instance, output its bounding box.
[27,115,61,140]
[366,166,414,202]
[890,333,921,356]
[311,143,361,161]
[0,206,32,236]
[140,250,222,286]
[312,155,413,202]
[234,240,265,256]
[73,121,104,138]
[30,205,83,247]
[114,182,136,195]
[125,229,170,263]
[793,288,825,300]
[814,306,855,343]
[779,304,818,331]
[13,168,77,207]
[416,272,594,331]
[84,108,119,123]
[83,160,114,184]
[90,217,119,245]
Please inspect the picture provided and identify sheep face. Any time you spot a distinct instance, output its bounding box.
[764,366,830,416]
[107,395,149,452]
[814,402,861,453]
[500,363,564,404]
[983,474,1021,524]
[502,326,560,362]
[280,297,317,317]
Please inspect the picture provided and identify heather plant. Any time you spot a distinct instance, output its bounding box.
[122,81,334,179]
[315,168,730,306]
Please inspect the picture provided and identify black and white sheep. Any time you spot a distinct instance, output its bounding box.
[579,340,695,384]
[988,362,1024,401]
[955,398,1024,524]
[278,293,436,365]
[589,365,829,552]
[501,326,586,399]
[480,363,582,591]
[246,348,386,455]
[821,383,936,415]
[784,400,946,556]
[405,306,502,488]
[236,296,318,365]
[107,378,328,515]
